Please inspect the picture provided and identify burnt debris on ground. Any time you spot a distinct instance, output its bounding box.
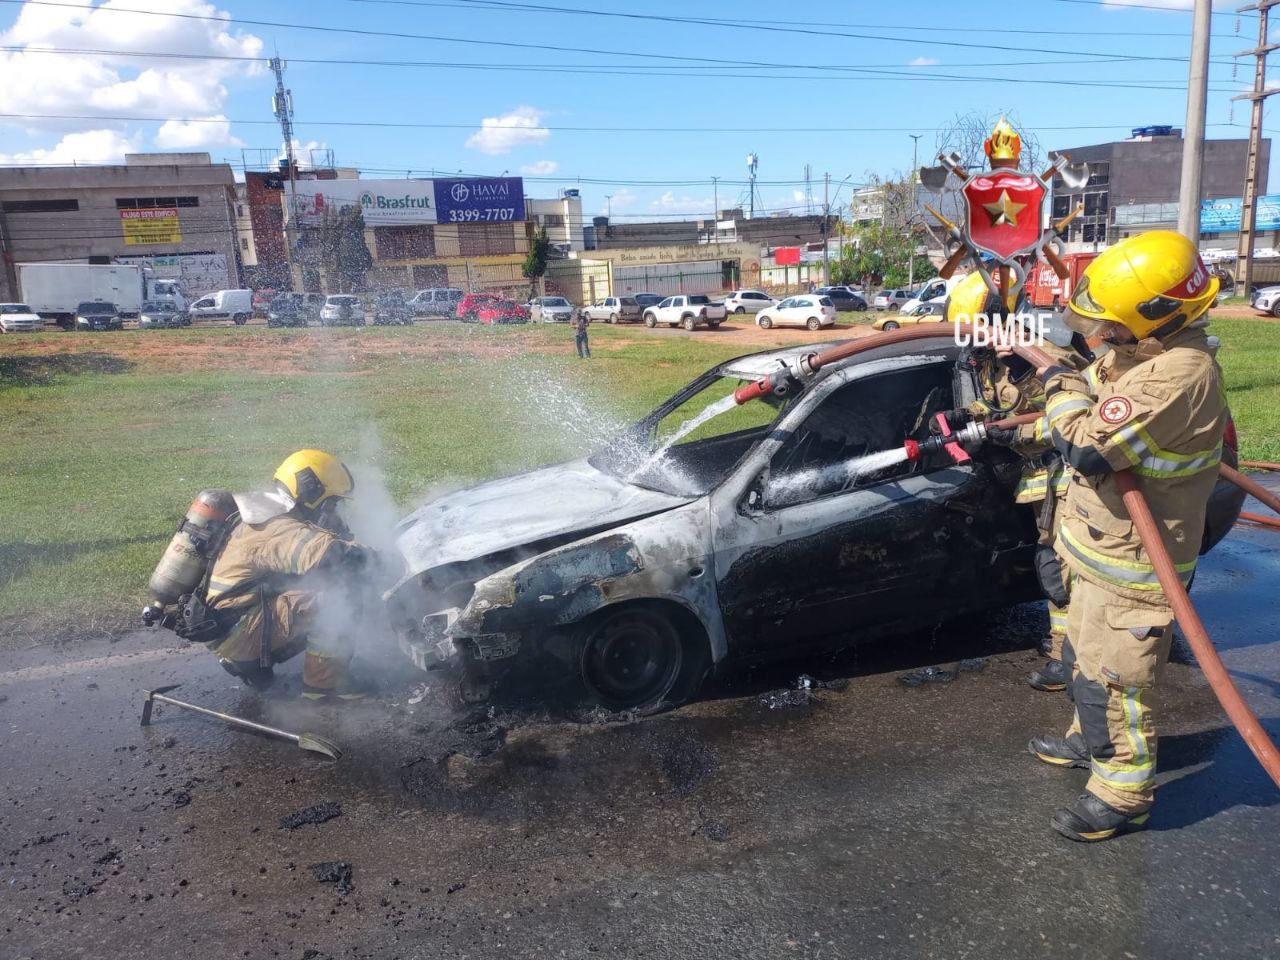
[279,801,343,830]
[310,861,354,894]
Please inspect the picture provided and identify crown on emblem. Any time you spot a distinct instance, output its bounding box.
[983,117,1022,164]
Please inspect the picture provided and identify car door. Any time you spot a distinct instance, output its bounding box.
[711,353,1021,659]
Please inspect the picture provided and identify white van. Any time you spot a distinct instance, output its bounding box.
[901,275,964,316]
[188,289,254,324]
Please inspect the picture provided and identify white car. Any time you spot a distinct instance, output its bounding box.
[1252,284,1280,317]
[319,295,366,326]
[528,296,576,323]
[187,289,254,324]
[723,289,776,315]
[0,302,43,333]
[756,295,838,331]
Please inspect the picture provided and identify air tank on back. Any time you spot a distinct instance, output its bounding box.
[146,489,237,608]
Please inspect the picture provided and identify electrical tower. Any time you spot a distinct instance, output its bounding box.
[745,152,762,219]
[270,56,297,192]
[803,164,814,216]
[1233,0,1280,291]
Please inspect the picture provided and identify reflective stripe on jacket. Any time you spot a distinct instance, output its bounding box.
[1041,323,1227,599]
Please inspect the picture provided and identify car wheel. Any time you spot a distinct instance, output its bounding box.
[890,304,900,313]
[1271,301,1280,318]
[758,315,772,329]
[708,321,720,330]
[577,606,689,713]
[233,313,248,325]
[882,320,900,331]
[734,305,745,314]
[682,315,697,331]
[644,313,657,328]
[609,313,619,324]
[806,317,821,331]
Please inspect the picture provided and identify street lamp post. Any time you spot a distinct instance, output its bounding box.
[908,134,921,290]
[605,194,613,219]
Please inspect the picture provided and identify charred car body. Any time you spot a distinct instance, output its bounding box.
[385,334,1244,713]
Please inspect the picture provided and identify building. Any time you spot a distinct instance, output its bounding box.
[1049,129,1267,250]
[0,153,240,301]
[590,209,832,251]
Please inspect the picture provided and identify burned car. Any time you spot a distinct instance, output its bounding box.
[386,333,1244,713]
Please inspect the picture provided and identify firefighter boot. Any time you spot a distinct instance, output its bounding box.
[300,651,377,702]
[1028,732,1090,769]
[1028,658,1070,692]
[1052,792,1150,842]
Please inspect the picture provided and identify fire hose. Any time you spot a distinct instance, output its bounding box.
[733,325,1280,788]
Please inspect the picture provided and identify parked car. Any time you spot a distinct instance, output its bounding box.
[409,287,465,319]
[642,294,728,330]
[138,299,188,329]
[319,295,365,326]
[188,289,254,324]
[873,303,947,330]
[372,291,413,325]
[0,302,43,333]
[74,301,121,331]
[1251,284,1280,317]
[873,289,911,312]
[580,296,642,324]
[475,298,529,325]
[385,333,1246,713]
[631,292,664,310]
[756,295,838,331]
[814,286,868,312]
[900,276,961,315]
[456,293,499,322]
[267,292,325,327]
[529,296,577,323]
[251,289,278,316]
[723,290,776,315]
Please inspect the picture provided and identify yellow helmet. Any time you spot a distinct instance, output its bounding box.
[943,271,1020,325]
[273,449,354,510]
[1067,230,1218,339]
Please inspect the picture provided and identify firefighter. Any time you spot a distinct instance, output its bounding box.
[1024,230,1226,841]
[945,271,1085,691]
[206,449,381,701]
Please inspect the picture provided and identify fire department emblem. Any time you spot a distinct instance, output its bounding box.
[961,169,1047,262]
[1099,396,1133,425]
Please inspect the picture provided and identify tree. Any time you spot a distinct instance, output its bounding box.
[319,206,373,293]
[934,108,1042,174]
[522,226,550,296]
[830,174,937,289]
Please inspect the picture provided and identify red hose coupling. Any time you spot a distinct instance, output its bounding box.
[734,379,772,405]
[903,439,922,462]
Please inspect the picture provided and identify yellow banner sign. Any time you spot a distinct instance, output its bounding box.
[120,207,182,245]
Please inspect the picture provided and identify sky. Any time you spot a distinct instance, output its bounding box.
[0,0,1274,221]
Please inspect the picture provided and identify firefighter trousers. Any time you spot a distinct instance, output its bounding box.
[211,589,354,689]
[1047,600,1068,661]
[1060,576,1174,814]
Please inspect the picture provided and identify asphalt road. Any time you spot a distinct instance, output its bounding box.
[2,488,1278,959]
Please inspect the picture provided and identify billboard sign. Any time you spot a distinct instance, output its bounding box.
[120,207,182,245]
[286,177,525,227]
[1200,195,1280,234]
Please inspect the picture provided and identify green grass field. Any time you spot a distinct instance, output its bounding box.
[1,315,1276,644]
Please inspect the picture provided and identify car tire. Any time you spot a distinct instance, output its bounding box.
[890,304,900,313]
[233,313,248,325]
[806,317,821,330]
[575,604,706,714]
[882,320,900,331]
[758,316,772,329]
[734,306,745,314]
[1271,301,1280,318]
[708,321,720,330]
[609,313,619,324]
[682,315,697,331]
[644,313,657,328]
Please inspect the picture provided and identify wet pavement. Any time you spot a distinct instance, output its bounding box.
[2,491,1278,959]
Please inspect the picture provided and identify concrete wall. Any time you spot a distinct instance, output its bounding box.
[0,156,239,300]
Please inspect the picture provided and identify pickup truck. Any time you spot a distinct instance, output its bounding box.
[641,294,727,331]
[580,295,641,324]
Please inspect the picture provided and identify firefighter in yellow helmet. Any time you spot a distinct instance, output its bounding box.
[204,449,383,701]
[1023,230,1227,841]
[944,272,1089,691]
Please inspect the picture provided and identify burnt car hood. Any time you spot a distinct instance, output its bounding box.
[393,459,694,576]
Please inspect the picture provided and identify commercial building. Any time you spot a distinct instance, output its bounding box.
[0,153,240,301]
[1049,128,1266,250]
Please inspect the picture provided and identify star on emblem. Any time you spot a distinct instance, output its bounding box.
[983,190,1026,227]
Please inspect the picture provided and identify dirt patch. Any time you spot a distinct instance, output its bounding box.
[0,352,133,386]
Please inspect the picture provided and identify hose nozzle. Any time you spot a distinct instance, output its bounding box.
[904,414,988,464]
[733,354,816,405]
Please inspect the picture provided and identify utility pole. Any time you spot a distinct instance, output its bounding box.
[605,194,612,219]
[270,55,300,287]
[711,176,719,246]
[908,134,921,290]
[822,172,831,285]
[1177,0,1212,243]
[1233,0,1280,292]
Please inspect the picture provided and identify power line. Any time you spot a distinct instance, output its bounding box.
[1051,0,1251,14]
[0,0,1230,66]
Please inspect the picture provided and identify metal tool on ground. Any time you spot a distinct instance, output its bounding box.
[140,684,342,760]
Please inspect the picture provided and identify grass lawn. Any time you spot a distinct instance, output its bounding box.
[1,314,1276,644]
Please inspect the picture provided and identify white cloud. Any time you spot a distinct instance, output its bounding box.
[0,128,141,164]
[155,115,243,149]
[464,106,551,155]
[0,0,261,157]
[279,138,330,170]
[650,190,714,216]
[519,159,558,176]
[908,56,940,67]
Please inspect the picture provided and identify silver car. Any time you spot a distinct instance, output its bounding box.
[873,288,911,311]
[139,300,188,329]
[580,296,641,324]
[529,296,576,323]
[1251,284,1280,317]
[723,289,776,315]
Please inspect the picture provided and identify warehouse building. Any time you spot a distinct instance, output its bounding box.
[0,153,241,301]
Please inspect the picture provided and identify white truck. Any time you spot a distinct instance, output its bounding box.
[17,263,186,328]
[641,294,728,331]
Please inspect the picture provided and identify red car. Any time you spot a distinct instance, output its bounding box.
[457,293,528,324]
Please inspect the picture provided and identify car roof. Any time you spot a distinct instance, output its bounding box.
[718,333,955,381]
